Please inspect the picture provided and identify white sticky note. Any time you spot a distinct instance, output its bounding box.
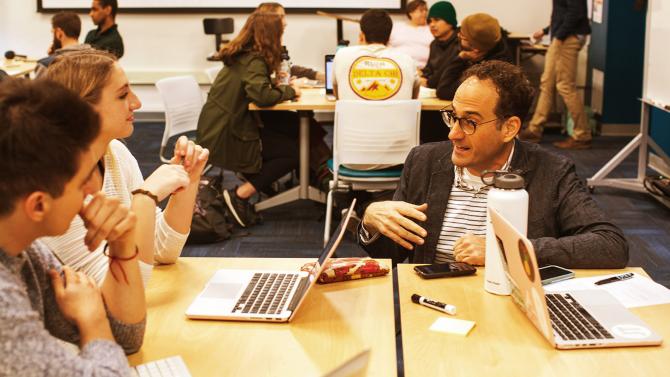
[429,317,476,336]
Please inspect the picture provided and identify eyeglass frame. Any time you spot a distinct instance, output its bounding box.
[439,107,507,135]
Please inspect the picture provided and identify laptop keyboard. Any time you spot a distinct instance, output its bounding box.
[546,293,614,341]
[133,356,191,377]
[232,273,299,315]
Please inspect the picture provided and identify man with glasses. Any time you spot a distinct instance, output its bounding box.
[357,61,628,269]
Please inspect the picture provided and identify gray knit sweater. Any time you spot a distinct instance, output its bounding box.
[0,241,146,377]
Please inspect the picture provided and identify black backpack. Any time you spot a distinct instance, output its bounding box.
[187,173,234,244]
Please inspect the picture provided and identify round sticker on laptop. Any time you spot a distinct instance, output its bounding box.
[611,324,652,339]
[348,56,403,100]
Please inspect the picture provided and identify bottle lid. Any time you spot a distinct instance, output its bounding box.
[493,173,525,189]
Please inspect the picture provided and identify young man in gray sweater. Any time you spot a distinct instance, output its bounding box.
[0,78,146,376]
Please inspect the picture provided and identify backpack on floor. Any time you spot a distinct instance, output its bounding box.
[187,173,234,244]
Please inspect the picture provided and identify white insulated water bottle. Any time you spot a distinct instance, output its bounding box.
[484,173,528,295]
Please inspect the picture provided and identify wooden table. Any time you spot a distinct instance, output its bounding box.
[249,89,450,211]
[397,265,669,376]
[128,257,397,377]
[0,60,36,78]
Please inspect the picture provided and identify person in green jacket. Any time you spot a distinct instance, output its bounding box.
[197,11,302,228]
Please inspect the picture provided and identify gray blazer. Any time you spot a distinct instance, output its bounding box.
[360,140,629,269]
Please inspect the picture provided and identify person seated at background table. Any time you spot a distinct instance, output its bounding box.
[358,60,628,269]
[85,0,124,59]
[0,78,145,375]
[197,11,302,229]
[333,9,419,102]
[418,1,460,143]
[35,12,91,77]
[257,2,326,82]
[388,0,433,69]
[434,13,513,100]
[42,50,209,285]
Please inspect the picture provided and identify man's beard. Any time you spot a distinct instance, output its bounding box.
[52,37,62,51]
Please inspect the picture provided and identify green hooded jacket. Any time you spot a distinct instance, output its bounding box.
[197,51,295,174]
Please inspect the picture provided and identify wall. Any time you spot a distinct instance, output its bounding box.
[1,0,551,111]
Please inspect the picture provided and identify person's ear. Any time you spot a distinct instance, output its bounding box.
[54,28,64,42]
[23,192,50,222]
[359,32,366,44]
[502,116,522,142]
[103,5,112,18]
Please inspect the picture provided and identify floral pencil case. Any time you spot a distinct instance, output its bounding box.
[300,257,390,284]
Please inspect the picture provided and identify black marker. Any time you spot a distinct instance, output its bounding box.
[594,273,634,286]
[411,294,457,315]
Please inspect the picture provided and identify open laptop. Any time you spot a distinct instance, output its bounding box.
[489,207,662,349]
[325,54,336,101]
[186,200,356,322]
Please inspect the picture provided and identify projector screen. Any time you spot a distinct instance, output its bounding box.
[38,0,405,12]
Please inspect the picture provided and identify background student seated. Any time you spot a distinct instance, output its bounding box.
[85,0,124,58]
[333,9,419,101]
[0,78,145,375]
[35,12,90,77]
[197,11,302,229]
[388,0,433,69]
[358,61,628,269]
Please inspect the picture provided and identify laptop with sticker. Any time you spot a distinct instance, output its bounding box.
[489,207,662,349]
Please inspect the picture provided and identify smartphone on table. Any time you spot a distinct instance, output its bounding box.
[539,265,575,285]
[414,262,477,279]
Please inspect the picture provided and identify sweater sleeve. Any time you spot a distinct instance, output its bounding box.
[0,246,137,376]
[435,57,468,100]
[290,64,318,80]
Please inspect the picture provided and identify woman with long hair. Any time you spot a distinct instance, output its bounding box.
[42,50,209,285]
[197,11,302,228]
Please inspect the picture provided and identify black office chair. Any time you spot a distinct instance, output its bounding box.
[203,18,234,60]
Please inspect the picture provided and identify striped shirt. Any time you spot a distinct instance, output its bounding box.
[434,169,490,263]
[434,146,515,263]
[39,140,188,285]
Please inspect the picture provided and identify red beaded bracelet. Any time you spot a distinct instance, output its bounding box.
[103,244,139,284]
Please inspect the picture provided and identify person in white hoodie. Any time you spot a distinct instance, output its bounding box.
[388,0,433,69]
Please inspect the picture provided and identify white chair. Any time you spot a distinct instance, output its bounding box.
[323,100,421,245]
[205,66,222,83]
[155,75,205,163]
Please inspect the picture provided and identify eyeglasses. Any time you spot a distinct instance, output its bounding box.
[440,109,502,135]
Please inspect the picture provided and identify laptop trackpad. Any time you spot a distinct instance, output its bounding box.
[201,282,243,300]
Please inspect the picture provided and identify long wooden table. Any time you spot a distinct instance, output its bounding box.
[397,265,670,376]
[128,257,397,377]
[248,89,450,212]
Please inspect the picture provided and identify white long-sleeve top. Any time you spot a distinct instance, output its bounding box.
[40,140,189,285]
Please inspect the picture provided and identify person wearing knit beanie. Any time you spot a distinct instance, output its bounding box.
[427,1,457,28]
[459,13,502,54]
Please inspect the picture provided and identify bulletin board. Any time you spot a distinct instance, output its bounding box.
[37,0,406,13]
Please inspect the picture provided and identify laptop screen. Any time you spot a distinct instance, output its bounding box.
[325,54,335,94]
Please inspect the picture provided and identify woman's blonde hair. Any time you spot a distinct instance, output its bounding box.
[43,49,117,105]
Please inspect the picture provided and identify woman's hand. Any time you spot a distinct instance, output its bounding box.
[141,164,190,202]
[171,136,210,184]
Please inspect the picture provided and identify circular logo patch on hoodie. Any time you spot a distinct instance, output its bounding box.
[348,56,403,100]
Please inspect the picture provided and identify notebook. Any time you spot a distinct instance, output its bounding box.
[185,200,356,322]
[489,207,662,349]
[325,54,335,101]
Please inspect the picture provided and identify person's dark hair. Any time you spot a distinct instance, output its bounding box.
[97,0,118,18]
[52,12,81,39]
[460,60,534,121]
[405,0,427,19]
[220,12,284,75]
[0,79,100,216]
[360,9,393,45]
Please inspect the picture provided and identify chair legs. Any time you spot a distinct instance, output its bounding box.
[323,184,334,247]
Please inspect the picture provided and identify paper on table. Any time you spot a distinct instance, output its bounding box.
[429,317,476,336]
[419,86,436,99]
[543,273,670,308]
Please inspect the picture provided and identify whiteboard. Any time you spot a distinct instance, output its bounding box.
[39,0,404,11]
[643,0,670,107]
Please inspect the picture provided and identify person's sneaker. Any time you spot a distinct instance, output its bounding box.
[223,189,258,228]
[553,137,591,150]
[518,128,542,143]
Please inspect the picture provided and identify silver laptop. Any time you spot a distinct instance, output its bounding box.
[325,54,336,101]
[489,207,662,349]
[186,200,356,322]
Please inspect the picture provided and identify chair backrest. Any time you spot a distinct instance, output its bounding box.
[155,75,204,162]
[333,99,421,171]
[205,66,222,83]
